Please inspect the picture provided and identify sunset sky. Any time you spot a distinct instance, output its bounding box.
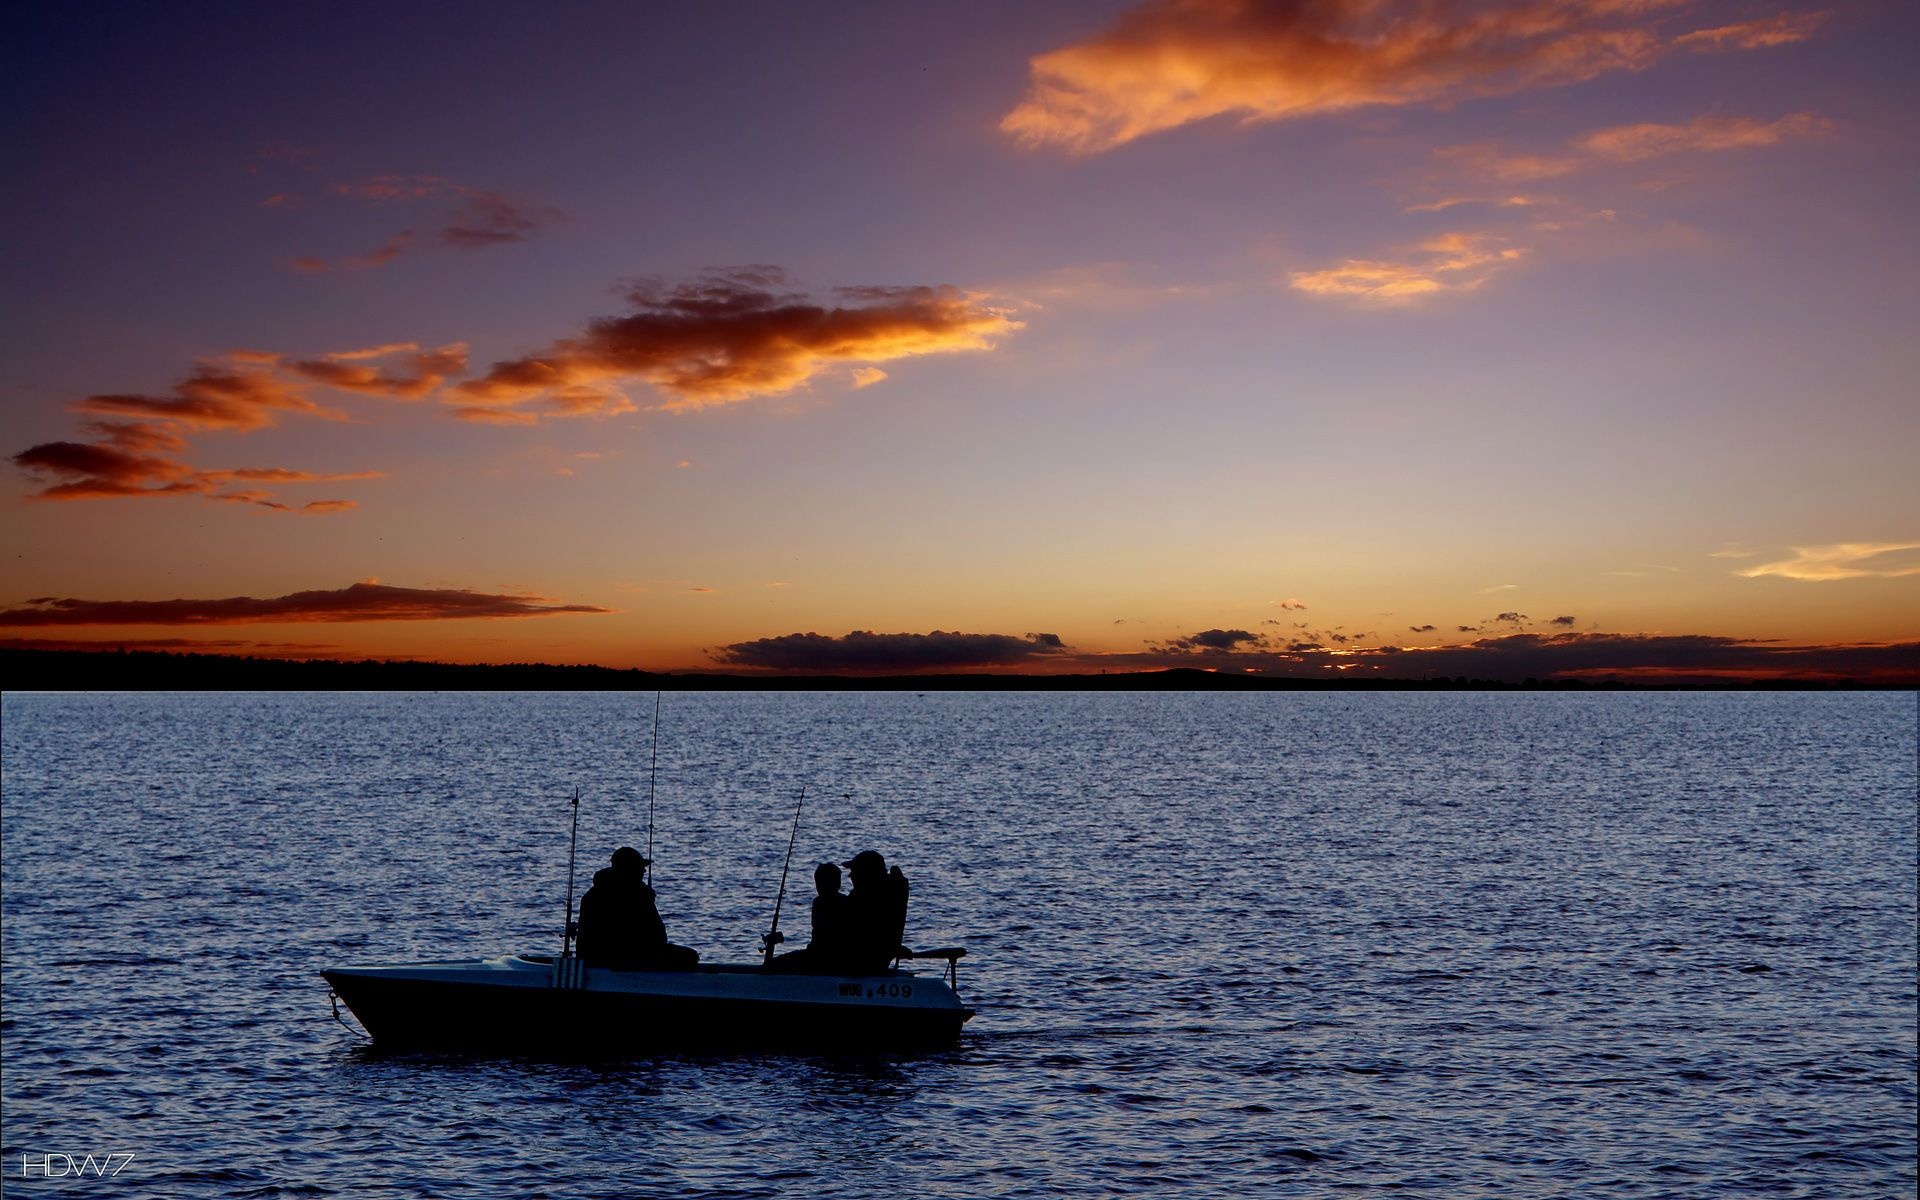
[4,1,1916,681]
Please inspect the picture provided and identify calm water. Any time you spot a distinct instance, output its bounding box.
[1,691,1914,1198]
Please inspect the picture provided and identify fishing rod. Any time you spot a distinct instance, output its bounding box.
[761,786,807,966]
[644,691,661,886]
[561,786,581,961]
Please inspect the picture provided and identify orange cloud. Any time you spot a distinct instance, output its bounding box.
[1290,232,1523,303]
[0,581,611,626]
[1352,109,1824,306]
[208,491,360,513]
[448,406,539,426]
[1002,0,1687,155]
[994,261,1220,313]
[74,361,340,430]
[1572,111,1830,162]
[1434,144,1581,183]
[452,268,1022,420]
[1738,542,1920,582]
[1405,194,1542,213]
[1439,111,1829,182]
[14,337,483,510]
[10,344,407,508]
[280,342,469,399]
[12,423,198,499]
[11,418,377,511]
[1676,10,1828,52]
[202,467,380,484]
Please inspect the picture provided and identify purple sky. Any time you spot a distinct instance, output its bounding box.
[4,1,1916,680]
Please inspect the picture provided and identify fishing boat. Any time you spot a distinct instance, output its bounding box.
[322,947,973,1053]
[322,808,973,1051]
[324,705,971,1053]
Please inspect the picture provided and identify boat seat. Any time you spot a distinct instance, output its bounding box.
[899,947,966,962]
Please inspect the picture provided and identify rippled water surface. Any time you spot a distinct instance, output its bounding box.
[3,691,1915,1197]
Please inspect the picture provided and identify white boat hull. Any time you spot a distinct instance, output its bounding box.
[323,954,973,1052]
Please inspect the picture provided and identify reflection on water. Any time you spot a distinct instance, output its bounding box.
[2,691,1915,1197]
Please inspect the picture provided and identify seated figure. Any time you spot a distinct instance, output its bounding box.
[765,862,852,974]
[576,846,699,970]
[841,849,909,976]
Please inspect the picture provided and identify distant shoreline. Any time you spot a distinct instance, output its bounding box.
[0,647,1898,691]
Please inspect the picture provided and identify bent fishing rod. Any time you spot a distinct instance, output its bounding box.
[761,786,807,966]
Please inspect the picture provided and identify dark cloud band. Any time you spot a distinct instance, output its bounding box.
[0,582,610,626]
[712,629,1068,672]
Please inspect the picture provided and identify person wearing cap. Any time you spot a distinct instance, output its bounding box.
[575,845,699,970]
[842,849,910,975]
[765,861,852,974]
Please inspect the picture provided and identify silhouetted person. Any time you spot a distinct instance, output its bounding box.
[842,849,909,975]
[766,861,854,974]
[575,846,699,970]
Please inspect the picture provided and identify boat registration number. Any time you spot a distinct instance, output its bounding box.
[839,982,913,999]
